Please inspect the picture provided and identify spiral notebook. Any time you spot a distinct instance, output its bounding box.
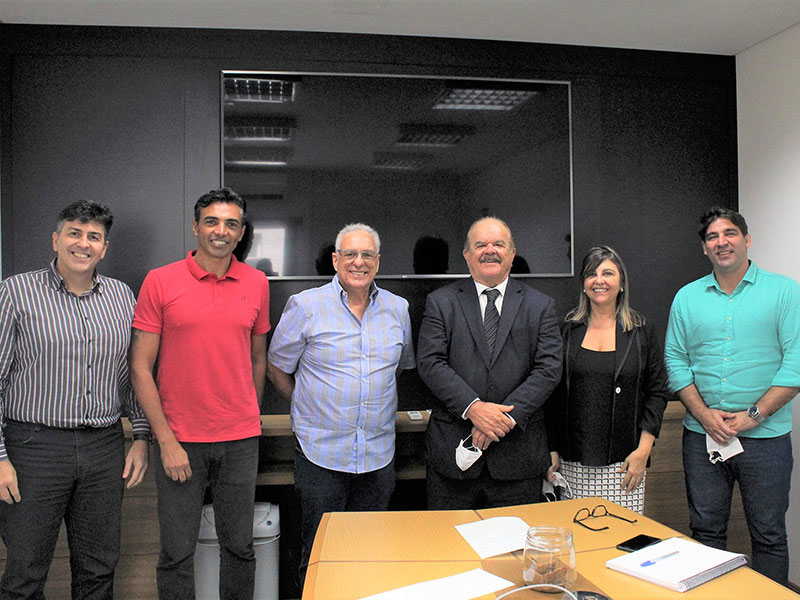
[605,536,747,592]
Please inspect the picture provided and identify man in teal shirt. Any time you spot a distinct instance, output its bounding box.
[665,207,800,586]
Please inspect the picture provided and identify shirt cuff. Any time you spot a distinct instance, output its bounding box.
[462,398,480,420]
[666,370,694,394]
[130,417,151,438]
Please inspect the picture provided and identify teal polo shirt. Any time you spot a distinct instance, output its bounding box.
[665,262,800,438]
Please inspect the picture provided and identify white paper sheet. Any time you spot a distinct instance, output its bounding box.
[358,568,514,600]
[454,516,530,559]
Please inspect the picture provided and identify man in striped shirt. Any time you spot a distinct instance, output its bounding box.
[0,200,150,599]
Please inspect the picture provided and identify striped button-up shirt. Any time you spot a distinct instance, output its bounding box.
[0,259,149,461]
[268,275,415,473]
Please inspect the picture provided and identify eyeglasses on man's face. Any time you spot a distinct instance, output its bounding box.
[337,249,379,262]
[573,504,638,531]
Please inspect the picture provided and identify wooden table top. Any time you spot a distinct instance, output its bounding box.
[575,546,799,600]
[308,509,480,563]
[477,497,683,554]
[303,498,799,599]
[305,555,607,600]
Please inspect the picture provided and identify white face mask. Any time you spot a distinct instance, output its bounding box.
[542,470,574,501]
[455,436,483,471]
[552,470,572,496]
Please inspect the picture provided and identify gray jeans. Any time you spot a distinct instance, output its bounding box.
[154,437,259,600]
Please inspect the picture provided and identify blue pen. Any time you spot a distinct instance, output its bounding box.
[640,550,679,567]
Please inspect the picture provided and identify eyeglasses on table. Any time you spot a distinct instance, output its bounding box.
[572,504,638,531]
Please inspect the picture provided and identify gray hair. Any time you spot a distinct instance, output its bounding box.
[335,223,381,254]
[464,216,515,251]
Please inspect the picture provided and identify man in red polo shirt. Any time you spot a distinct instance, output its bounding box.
[130,188,270,600]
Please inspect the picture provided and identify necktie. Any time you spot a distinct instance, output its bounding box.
[483,288,500,354]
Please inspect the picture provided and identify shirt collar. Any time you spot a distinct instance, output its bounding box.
[704,261,757,294]
[473,276,510,298]
[47,257,102,295]
[332,273,379,303]
[185,251,243,281]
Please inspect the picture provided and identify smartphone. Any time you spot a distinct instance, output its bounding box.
[616,534,661,552]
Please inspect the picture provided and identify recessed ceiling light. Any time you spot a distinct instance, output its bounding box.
[224,77,296,103]
[433,86,538,111]
[224,117,297,142]
[225,125,293,142]
[373,152,432,170]
[395,124,475,147]
[225,148,293,167]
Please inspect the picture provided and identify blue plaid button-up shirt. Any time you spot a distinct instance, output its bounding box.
[268,275,415,473]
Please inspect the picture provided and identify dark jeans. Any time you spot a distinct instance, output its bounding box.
[0,420,124,600]
[426,462,543,510]
[682,428,792,585]
[154,437,259,600]
[294,447,395,590]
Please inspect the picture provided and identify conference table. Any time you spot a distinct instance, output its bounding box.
[303,497,798,599]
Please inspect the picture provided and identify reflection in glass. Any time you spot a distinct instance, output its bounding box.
[222,71,573,278]
[242,225,285,276]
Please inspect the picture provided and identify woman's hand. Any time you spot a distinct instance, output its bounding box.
[546,451,560,482]
[619,448,649,493]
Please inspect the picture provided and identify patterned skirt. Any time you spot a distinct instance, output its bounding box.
[559,460,646,514]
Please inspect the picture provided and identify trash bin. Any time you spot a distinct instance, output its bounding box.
[195,502,280,600]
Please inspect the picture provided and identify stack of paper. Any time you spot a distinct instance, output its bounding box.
[606,537,747,592]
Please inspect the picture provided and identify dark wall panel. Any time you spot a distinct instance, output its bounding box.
[1,25,737,413]
[8,54,187,287]
[570,75,736,331]
[1,24,738,599]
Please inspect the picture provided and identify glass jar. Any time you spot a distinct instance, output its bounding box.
[522,526,576,589]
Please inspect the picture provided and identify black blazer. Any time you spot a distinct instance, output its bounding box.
[417,277,562,480]
[546,319,669,465]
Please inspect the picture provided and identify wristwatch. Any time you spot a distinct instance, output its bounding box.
[747,405,766,424]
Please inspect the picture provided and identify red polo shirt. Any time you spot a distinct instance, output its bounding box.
[133,252,270,442]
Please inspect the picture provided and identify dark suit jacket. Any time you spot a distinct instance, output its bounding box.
[417,277,562,480]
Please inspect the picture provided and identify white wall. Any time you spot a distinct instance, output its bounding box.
[737,21,800,584]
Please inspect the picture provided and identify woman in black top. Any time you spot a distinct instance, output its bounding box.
[546,246,669,512]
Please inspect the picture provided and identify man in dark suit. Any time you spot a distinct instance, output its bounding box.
[417,217,562,509]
